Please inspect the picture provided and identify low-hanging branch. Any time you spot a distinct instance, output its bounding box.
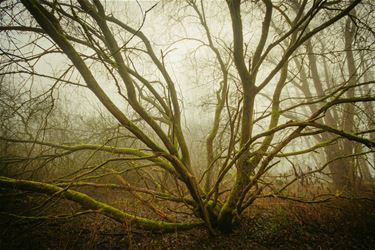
[55,181,196,206]
[0,176,202,232]
[0,137,176,174]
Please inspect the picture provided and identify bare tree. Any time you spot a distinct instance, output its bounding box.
[0,0,374,234]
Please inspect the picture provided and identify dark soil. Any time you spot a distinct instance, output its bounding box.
[1,196,374,249]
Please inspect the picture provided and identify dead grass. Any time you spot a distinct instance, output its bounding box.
[0,188,374,249]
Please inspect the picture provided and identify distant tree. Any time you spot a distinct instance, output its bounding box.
[285,3,375,189]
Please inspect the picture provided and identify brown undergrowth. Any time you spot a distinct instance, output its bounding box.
[0,189,374,249]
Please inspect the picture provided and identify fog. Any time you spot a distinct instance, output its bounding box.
[0,0,374,243]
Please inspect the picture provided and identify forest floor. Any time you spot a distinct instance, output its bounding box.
[1,195,374,249]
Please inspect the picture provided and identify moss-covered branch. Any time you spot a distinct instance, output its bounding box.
[0,176,202,232]
[55,182,196,206]
[0,137,176,174]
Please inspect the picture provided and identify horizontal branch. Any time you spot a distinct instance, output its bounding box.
[0,210,98,221]
[55,181,196,206]
[258,194,334,204]
[0,176,202,232]
[0,137,176,174]
[305,122,375,148]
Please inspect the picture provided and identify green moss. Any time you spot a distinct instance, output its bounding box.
[0,176,202,232]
